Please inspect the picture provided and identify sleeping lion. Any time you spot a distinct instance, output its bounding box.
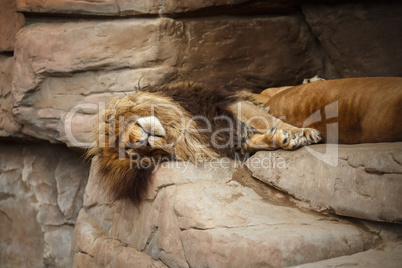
[88,77,402,204]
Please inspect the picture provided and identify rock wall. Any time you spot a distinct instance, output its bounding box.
[303,2,402,78]
[0,55,22,138]
[0,144,89,267]
[1,0,402,267]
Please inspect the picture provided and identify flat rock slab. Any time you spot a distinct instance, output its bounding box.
[246,143,402,223]
[16,0,293,16]
[294,240,402,268]
[72,157,377,267]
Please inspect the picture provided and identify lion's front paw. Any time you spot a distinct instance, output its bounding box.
[266,126,321,150]
[300,128,322,146]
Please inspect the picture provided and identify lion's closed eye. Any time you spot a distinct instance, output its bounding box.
[123,123,143,147]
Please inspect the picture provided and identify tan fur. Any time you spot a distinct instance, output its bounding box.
[260,86,293,99]
[263,77,402,143]
[227,100,320,151]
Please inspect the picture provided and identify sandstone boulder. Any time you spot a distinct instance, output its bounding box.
[246,143,402,223]
[72,157,377,267]
[303,2,402,77]
[13,16,331,147]
[0,144,89,267]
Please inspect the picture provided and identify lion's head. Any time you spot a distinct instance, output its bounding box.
[89,93,175,204]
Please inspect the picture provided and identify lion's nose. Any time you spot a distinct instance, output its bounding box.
[137,139,151,148]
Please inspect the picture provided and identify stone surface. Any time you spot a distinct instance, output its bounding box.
[176,16,335,88]
[0,55,22,138]
[303,2,402,77]
[13,16,331,147]
[294,240,402,268]
[16,0,242,15]
[246,143,402,223]
[72,210,167,267]
[0,143,89,268]
[16,0,287,16]
[72,157,377,267]
[0,0,25,52]
[17,0,120,16]
[161,0,250,14]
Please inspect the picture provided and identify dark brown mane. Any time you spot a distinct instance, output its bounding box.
[142,82,253,158]
[100,161,153,204]
[143,82,240,116]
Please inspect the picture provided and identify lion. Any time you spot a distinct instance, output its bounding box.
[89,77,402,204]
[88,82,321,204]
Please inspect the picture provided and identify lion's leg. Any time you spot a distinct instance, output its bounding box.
[228,101,321,151]
[252,93,270,104]
[254,86,293,111]
[260,86,293,98]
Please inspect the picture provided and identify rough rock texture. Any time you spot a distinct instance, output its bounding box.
[0,0,25,52]
[16,0,121,16]
[0,55,22,138]
[303,2,402,77]
[16,0,288,16]
[294,240,402,268]
[0,144,89,267]
[246,143,402,223]
[162,0,252,14]
[13,16,331,147]
[71,157,378,267]
[72,211,167,268]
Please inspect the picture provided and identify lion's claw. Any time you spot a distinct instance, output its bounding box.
[269,127,321,150]
[303,128,321,145]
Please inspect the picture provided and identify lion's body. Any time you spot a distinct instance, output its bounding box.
[263,77,402,143]
[90,77,401,204]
